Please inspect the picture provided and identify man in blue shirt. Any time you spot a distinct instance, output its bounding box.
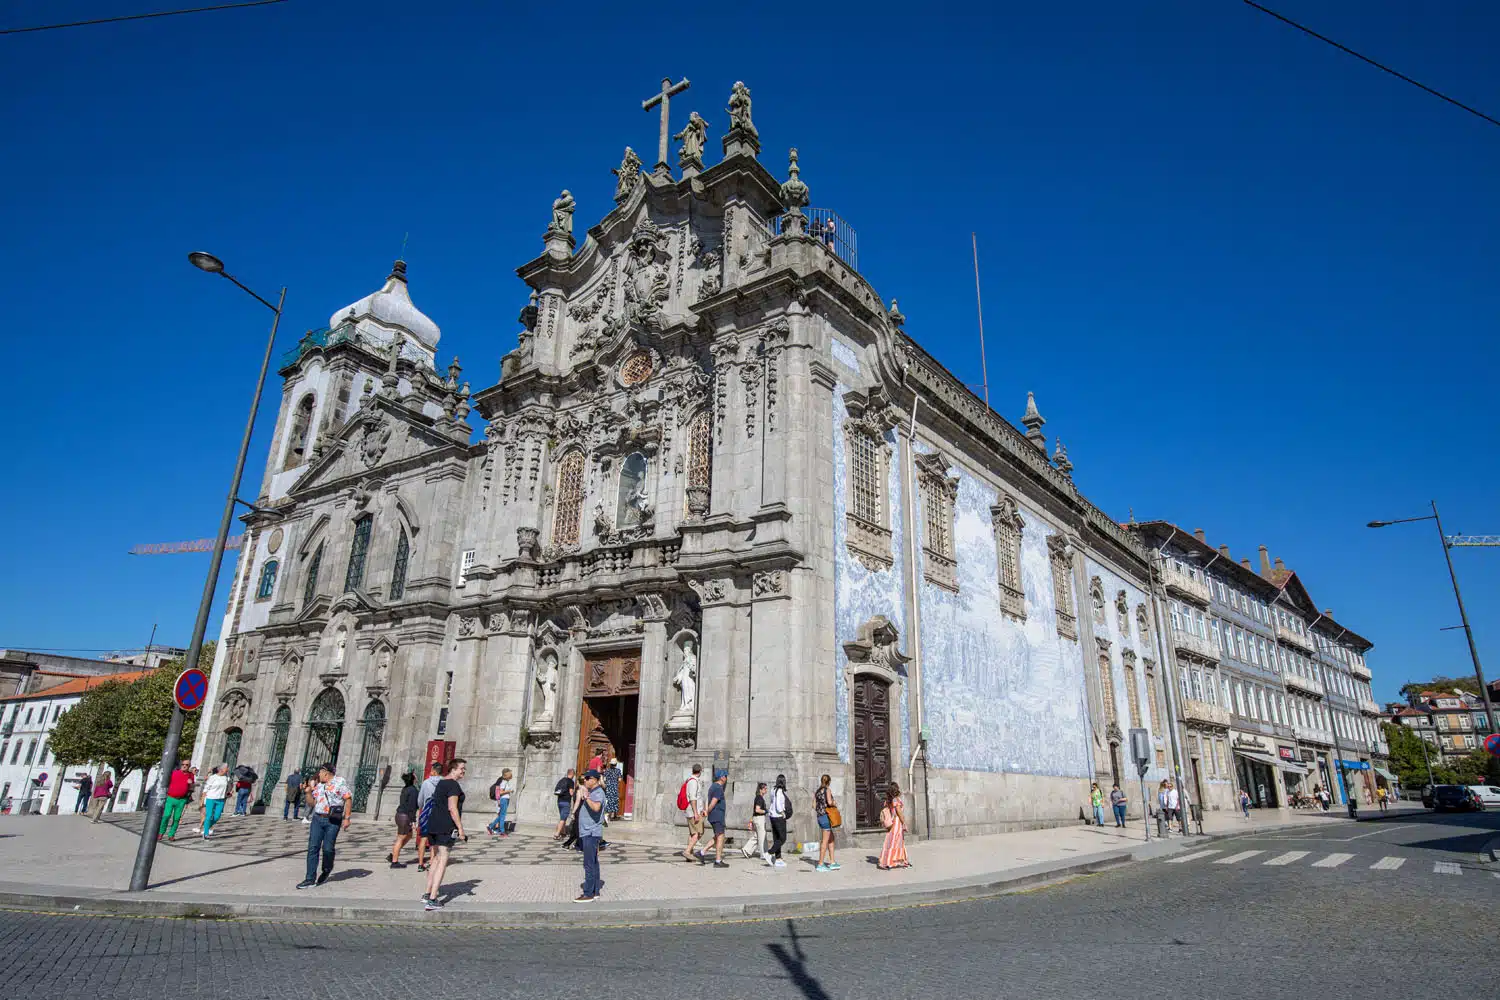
[573,770,606,902]
[705,769,729,868]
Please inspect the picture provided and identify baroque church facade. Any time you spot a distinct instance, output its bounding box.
[192,82,1174,838]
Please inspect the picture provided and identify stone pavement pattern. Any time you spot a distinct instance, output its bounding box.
[0,808,1491,1000]
[0,805,1378,909]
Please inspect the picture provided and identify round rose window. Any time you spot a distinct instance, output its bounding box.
[620,351,653,386]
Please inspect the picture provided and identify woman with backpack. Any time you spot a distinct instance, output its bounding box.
[486,769,514,836]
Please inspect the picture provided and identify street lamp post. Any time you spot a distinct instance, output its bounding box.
[1367,501,1498,737]
[128,253,284,893]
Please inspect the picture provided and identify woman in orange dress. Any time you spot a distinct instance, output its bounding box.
[877,782,910,870]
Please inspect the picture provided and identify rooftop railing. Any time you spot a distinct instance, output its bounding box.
[768,207,859,271]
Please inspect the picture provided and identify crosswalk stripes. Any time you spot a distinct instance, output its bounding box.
[1369,857,1405,871]
[1214,850,1265,865]
[1164,850,1221,864]
[1264,851,1309,866]
[1433,862,1461,875]
[1310,853,1354,868]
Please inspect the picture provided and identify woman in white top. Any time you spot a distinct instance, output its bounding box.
[486,768,514,836]
[200,764,231,839]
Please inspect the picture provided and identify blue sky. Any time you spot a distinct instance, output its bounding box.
[2,1,1496,704]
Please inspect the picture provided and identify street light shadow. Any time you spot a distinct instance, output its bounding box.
[765,918,832,1000]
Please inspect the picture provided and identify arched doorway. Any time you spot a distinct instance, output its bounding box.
[301,689,345,774]
[353,699,385,813]
[221,728,243,774]
[259,705,292,805]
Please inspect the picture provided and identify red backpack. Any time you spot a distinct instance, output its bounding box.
[676,779,690,811]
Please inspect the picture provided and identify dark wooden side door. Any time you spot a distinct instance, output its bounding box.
[852,675,892,828]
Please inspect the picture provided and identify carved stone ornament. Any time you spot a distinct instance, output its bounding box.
[752,570,786,597]
[685,484,710,518]
[221,691,250,725]
[526,729,561,750]
[1105,721,1124,745]
[457,615,480,639]
[487,611,509,635]
[991,493,1024,531]
[1047,532,1076,564]
[275,655,301,694]
[516,526,541,561]
[636,592,670,621]
[842,615,912,676]
[359,414,393,468]
[548,189,575,236]
[688,578,728,605]
[612,147,642,202]
[1115,589,1130,620]
[623,219,670,331]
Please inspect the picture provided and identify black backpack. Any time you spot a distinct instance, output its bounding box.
[490,778,503,801]
[780,787,794,819]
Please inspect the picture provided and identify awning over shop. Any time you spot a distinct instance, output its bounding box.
[1235,746,1310,776]
[1373,766,1398,783]
[1276,758,1310,775]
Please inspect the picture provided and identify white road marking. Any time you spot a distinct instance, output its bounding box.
[1311,852,1353,868]
[1214,850,1265,865]
[1433,862,1461,875]
[1164,850,1221,864]
[1263,851,1310,866]
[1369,856,1405,870]
[1344,824,1414,841]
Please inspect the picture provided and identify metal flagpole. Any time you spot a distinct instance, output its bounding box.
[971,233,990,408]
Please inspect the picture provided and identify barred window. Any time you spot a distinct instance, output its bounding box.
[849,430,881,524]
[1098,654,1117,726]
[302,542,323,609]
[688,411,711,488]
[1048,535,1077,640]
[1124,658,1142,728]
[389,530,409,600]
[344,515,372,592]
[992,497,1025,621]
[553,450,586,547]
[256,560,278,600]
[923,484,949,558]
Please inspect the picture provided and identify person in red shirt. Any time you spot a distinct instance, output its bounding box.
[157,761,194,841]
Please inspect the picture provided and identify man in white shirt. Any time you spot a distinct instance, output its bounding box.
[415,761,444,872]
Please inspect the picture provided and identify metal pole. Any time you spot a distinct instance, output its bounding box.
[1139,773,1151,842]
[970,233,990,408]
[1430,501,1497,735]
[129,284,284,892]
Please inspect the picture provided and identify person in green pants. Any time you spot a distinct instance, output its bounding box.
[157,761,195,840]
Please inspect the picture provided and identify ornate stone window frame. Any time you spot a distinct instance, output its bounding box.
[1047,532,1078,641]
[1096,638,1118,728]
[684,408,711,519]
[843,389,895,573]
[1090,576,1106,626]
[551,448,587,548]
[1122,648,1142,728]
[990,493,1026,621]
[914,450,960,593]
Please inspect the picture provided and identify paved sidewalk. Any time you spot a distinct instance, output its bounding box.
[0,803,1405,924]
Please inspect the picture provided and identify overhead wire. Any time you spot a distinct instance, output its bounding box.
[1,1,288,36]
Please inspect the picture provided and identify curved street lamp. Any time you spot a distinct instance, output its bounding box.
[129,254,286,893]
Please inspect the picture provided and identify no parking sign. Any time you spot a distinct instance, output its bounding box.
[1485,733,1500,759]
[174,668,208,712]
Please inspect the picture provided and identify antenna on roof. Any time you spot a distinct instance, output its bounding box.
[972,232,990,408]
[399,232,409,261]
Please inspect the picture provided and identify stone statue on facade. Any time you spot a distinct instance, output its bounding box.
[373,647,392,689]
[276,656,300,694]
[613,147,642,202]
[549,190,575,236]
[534,650,559,725]
[668,637,698,724]
[333,630,348,672]
[726,81,756,138]
[674,112,708,169]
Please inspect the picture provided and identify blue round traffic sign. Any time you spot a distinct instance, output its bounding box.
[1486,733,1500,759]
[174,668,208,712]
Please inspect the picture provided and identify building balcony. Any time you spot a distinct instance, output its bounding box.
[1164,568,1212,607]
[1181,698,1231,728]
[1293,724,1331,747]
[1349,661,1372,682]
[0,720,11,738]
[1171,629,1220,663]
[1284,672,1324,698]
[1358,699,1383,717]
[1276,621,1316,653]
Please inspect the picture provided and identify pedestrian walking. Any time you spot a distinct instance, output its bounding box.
[299,778,315,823]
[200,764,230,838]
[415,760,444,872]
[1089,782,1105,827]
[742,781,769,861]
[73,773,92,814]
[422,758,468,911]
[1238,788,1252,819]
[1109,783,1127,827]
[765,774,790,868]
[486,768,513,836]
[603,757,622,819]
[390,771,419,868]
[877,783,910,870]
[814,773,841,871]
[704,769,729,868]
[680,763,706,862]
[1377,786,1389,813]
[283,768,302,820]
[88,771,114,823]
[552,768,577,839]
[573,769,606,902]
[233,772,254,815]
[296,763,352,889]
[157,760,193,841]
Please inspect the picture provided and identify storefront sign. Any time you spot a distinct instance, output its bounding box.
[1299,749,1316,763]
[1232,733,1270,752]
[1277,746,1296,761]
[1336,759,1370,770]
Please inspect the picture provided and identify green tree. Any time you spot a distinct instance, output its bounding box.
[46,680,136,794]
[1399,676,1480,703]
[116,663,201,780]
[1382,722,1439,788]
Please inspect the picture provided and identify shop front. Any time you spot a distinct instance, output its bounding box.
[1231,731,1282,808]
[1277,744,1311,804]
[1337,758,1373,805]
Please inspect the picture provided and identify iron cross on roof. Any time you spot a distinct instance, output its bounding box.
[642,76,690,171]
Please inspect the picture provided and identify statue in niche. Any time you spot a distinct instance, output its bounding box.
[333,629,348,672]
[726,81,757,138]
[669,637,698,723]
[373,647,392,689]
[534,650,559,725]
[549,190,575,235]
[277,656,300,694]
[674,112,708,166]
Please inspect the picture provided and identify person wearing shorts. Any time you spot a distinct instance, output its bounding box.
[705,769,729,868]
[682,764,705,862]
[389,771,419,868]
[422,758,467,911]
[415,761,444,872]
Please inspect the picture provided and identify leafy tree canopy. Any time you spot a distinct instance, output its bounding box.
[1399,676,1481,702]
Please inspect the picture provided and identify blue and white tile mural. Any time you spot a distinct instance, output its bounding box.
[832,387,908,767]
[1084,558,1154,735]
[912,449,1093,778]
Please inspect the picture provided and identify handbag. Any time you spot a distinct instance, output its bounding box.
[825,803,842,829]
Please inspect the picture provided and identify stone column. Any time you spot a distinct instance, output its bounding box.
[631,594,672,823]
[445,613,485,760]
[694,579,743,754]
[746,569,796,752]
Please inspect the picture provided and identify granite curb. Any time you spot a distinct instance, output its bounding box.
[0,816,1349,926]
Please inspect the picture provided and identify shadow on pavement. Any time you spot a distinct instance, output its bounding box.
[766,919,831,1000]
[147,850,300,890]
